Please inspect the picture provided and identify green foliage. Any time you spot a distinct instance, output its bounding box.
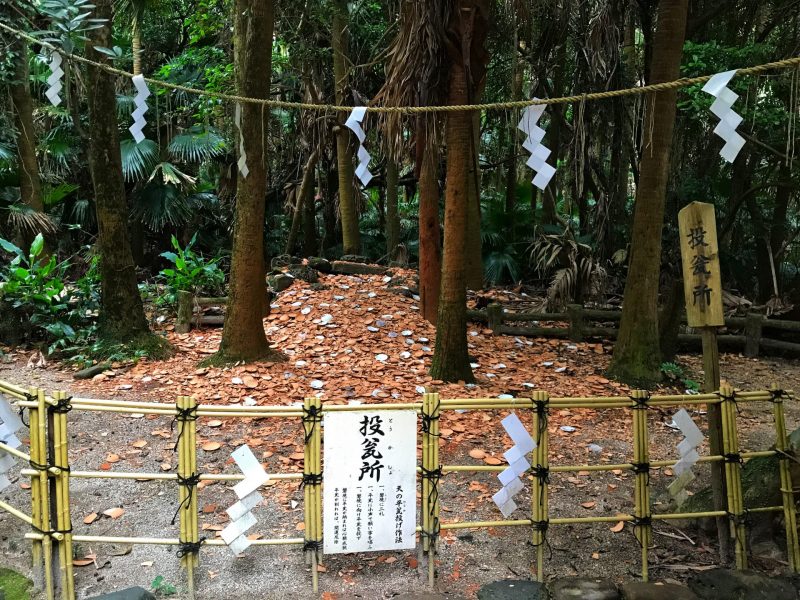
[150,575,177,597]
[159,233,224,300]
[0,234,98,354]
[36,0,107,53]
[660,361,700,391]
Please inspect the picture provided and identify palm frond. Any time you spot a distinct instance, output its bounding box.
[120,138,159,182]
[168,127,227,163]
[3,203,58,236]
[131,182,192,231]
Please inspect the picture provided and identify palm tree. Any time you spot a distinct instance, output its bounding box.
[114,0,159,75]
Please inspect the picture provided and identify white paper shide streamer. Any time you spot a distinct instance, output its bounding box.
[518,100,556,190]
[492,413,536,517]
[667,409,705,504]
[702,70,745,163]
[221,445,269,555]
[234,103,249,178]
[345,107,373,186]
[45,53,64,107]
[0,395,25,493]
[128,74,151,144]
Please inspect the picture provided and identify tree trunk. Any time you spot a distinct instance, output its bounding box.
[419,144,442,324]
[10,37,43,228]
[86,0,150,343]
[430,0,489,383]
[332,0,361,254]
[385,160,400,261]
[218,0,279,362]
[464,110,483,290]
[609,0,689,385]
[286,150,319,256]
[132,23,142,76]
[322,166,338,250]
[504,36,522,213]
[303,167,319,256]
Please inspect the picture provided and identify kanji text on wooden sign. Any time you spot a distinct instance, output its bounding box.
[678,202,724,327]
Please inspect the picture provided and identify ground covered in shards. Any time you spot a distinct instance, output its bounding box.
[1,269,799,599]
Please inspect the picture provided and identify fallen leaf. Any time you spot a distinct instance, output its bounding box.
[207,420,223,428]
[103,507,124,519]
[296,522,305,531]
[105,453,120,463]
[242,375,258,388]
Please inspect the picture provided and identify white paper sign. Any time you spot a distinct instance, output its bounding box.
[0,396,23,480]
[323,410,417,554]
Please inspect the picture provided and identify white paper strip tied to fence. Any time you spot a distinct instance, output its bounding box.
[221,445,269,555]
[234,103,249,178]
[492,413,536,517]
[344,107,374,186]
[45,53,64,107]
[667,408,705,504]
[702,70,746,163]
[0,396,24,493]
[518,101,556,190]
[128,74,151,144]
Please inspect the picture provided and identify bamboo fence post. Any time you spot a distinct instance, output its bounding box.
[720,384,747,569]
[52,391,75,600]
[27,386,43,588]
[176,395,199,599]
[530,390,550,582]
[631,389,652,581]
[421,392,441,587]
[35,388,55,599]
[302,396,323,593]
[420,393,430,562]
[770,387,800,572]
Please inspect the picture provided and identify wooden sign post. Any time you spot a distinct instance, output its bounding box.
[678,201,729,560]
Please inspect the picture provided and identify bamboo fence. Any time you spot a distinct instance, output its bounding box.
[0,378,797,599]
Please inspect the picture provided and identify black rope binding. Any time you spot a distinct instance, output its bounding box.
[302,539,322,553]
[301,404,322,444]
[630,392,651,410]
[719,388,741,415]
[769,389,785,403]
[18,398,30,428]
[420,396,441,437]
[534,400,549,439]
[723,452,744,466]
[727,509,752,558]
[420,465,442,546]
[171,472,201,525]
[632,461,651,485]
[301,472,323,487]
[49,396,73,414]
[28,459,50,472]
[171,403,198,451]
[176,537,206,558]
[529,519,553,558]
[632,516,652,548]
[531,464,549,506]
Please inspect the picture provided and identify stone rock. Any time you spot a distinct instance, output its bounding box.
[86,587,156,600]
[340,254,369,263]
[270,254,302,269]
[330,261,388,276]
[689,568,796,600]
[269,273,295,293]
[73,363,111,380]
[751,539,784,562]
[550,578,619,600]
[621,582,699,600]
[307,256,332,273]
[392,594,457,600]
[477,580,548,599]
[287,265,319,283]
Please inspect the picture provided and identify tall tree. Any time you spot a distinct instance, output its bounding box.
[217,0,279,362]
[385,160,400,260]
[332,0,361,255]
[609,0,689,384]
[9,36,43,223]
[418,136,442,324]
[85,0,156,344]
[430,0,489,383]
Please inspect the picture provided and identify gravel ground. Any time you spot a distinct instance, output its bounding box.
[1,353,799,599]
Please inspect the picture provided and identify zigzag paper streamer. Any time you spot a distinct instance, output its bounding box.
[518,100,556,190]
[492,413,536,517]
[0,395,24,493]
[234,103,249,178]
[221,445,269,555]
[45,53,64,107]
[128,74,150,144]
[344,107,373,186]
[702,70,746,163]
